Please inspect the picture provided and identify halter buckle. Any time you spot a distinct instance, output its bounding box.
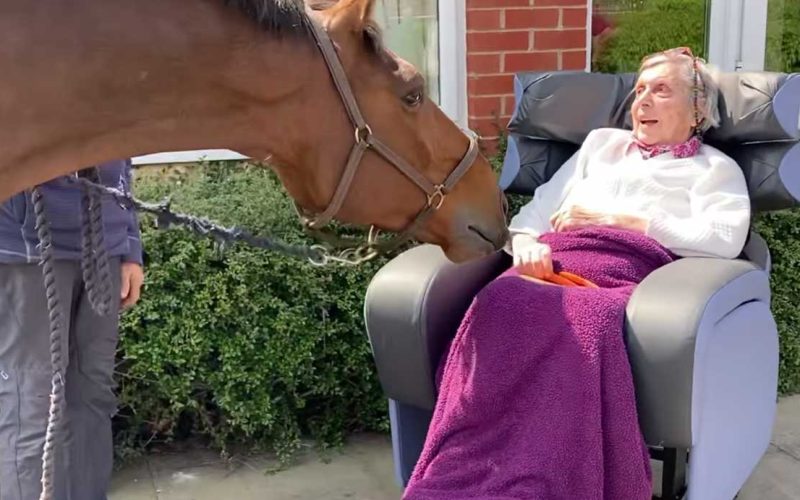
[427,185,446,210]
[354,125,373,146]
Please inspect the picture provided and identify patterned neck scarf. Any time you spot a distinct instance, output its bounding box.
[634,134,702,160]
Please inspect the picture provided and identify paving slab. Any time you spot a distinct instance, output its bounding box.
[739,395,800,499]
[110,396,800,499]
[110,434,401,500]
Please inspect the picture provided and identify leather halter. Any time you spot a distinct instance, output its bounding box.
[297,14,480,263]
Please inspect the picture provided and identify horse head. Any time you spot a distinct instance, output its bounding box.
[256,0,509,262]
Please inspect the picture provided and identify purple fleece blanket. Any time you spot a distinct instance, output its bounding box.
[404,227,676,500]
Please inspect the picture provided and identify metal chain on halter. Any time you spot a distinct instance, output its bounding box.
[64,176,383,266]
[31,187,67,500]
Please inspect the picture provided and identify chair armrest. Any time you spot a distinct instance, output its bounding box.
[742,230,771,272]
[364,245,508,410]
[625,257,772,447]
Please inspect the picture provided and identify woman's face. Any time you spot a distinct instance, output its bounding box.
[631,60,696,146]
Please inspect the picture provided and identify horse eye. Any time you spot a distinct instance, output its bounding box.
[403,90,423,107]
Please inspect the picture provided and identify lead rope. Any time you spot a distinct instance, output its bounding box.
[31,187,67,500]
[78,169,114,316]
[34,176,114,500]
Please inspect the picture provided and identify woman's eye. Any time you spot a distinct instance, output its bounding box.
[403,91,423,107]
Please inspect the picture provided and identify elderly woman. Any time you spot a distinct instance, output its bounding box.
[403,49,750,500]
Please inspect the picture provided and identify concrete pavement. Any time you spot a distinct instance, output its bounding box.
[110,396,800,499]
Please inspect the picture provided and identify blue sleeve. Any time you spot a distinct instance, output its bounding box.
[121,159,144,265]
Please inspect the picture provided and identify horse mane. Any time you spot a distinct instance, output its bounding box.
[223,0,386,55]
[223,0,314,38]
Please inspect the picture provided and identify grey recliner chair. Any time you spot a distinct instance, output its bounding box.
[364,70,800,500]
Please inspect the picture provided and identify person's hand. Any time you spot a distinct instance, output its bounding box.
[550,206,648,234]
[120,262,144,310]
[512,234,553,279]
[550,206,610,232]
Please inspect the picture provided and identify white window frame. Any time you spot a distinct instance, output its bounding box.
[585,1,593,72]
[707,0,768,72]
[134,0,467,165]
[132,149,246,165]
[438,0,468,128]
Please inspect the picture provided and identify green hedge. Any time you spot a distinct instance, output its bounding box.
[755,210,800,393]
[115,163,391,463]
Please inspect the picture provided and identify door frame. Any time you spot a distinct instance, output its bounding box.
[707,0,768,71]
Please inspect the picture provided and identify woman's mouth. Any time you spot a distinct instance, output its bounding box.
[639,119,658,126]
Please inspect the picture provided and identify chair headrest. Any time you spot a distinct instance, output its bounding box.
[501,71,800,212]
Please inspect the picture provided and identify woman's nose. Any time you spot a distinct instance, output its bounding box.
[637,91,652,107]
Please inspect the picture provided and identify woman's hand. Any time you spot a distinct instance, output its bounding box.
[550,206,648,234]
[120,262,144,310]
[512,234,554,279]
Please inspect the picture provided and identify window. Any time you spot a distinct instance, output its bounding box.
[590,0,711,74]
[764,0,800,73]
[375,0,441,105]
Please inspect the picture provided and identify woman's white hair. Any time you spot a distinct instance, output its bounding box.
[639,50,721,133]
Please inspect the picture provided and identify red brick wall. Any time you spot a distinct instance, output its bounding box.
[466,0,589,152]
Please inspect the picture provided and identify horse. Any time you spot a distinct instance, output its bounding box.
[0,0,509,263]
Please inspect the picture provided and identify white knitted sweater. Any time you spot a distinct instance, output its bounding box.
[509,128,751,259]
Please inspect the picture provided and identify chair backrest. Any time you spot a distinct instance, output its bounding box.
[500,71,800,213]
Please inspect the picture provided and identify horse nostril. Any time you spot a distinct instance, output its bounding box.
[468,225,492,245]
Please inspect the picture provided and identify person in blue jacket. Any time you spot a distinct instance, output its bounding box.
[0,159,145,500]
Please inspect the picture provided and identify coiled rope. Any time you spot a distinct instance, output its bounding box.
[33,170,114,500]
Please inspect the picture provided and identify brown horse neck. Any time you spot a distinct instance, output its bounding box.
[0,0,334,200]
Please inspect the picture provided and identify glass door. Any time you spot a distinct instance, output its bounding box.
[374,0,441,105]
[590,0,712,73]
[764,0,800,72]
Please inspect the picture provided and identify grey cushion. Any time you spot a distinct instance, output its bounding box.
[498,135,577,195]
[728,141,800,211]
[508,71,800,143]
[708,72,800,143]
[509,72,637,143]
[502,71,800,212]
